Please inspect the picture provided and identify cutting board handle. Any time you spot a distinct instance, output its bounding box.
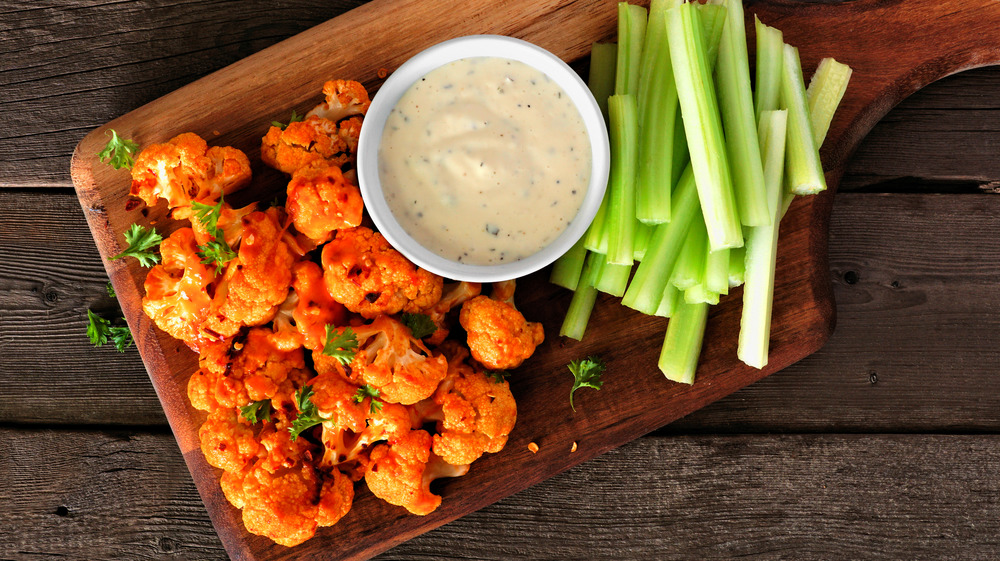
[751,0,1000,182]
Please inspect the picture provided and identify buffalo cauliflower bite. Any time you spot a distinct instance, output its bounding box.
[271,261,349,352]
[421,281,482,345]
[321,226,443,319]
[198,327,307,408]
[172,198,258,248]
[261,116,363,176]
[426,343,517,466]
[130,132,251,209]
[364,429,469,516]
[320,399,413,479]
[199,409,260,473]
[141,227,219,352]
[459,281,544,370]
[307,79,371,122]
[286,162,363,244]
[350,315,448,405]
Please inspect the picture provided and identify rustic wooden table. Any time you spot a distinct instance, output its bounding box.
[3,1,1000,559]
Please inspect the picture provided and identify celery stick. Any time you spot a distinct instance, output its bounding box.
[670,215,707,291]
[550,236,588,290]
[738,109,788,369]
[728,244,746,287]
[807,57,853,148]
[615,3,648,97]
[589,42,618,124]
[781,44,827,196]
[654,283,680,318]
[670,111,689,187]
[606,95,639,265]
[658,300,709,384]
[560,252,603,340]
[684,283,719,306]
[754,17,784,119]
[705,247,729,295]
[622,166,700,314]
[636,0,681,224]
[716,0,769,226]
[634,220,655,261]
[584,198,609,253]
[697,4,727,67]
[594,255,632,297]
[666,2,743,251]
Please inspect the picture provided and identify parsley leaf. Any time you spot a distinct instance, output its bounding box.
[400,312,436,339]
[87,310,133,352]
[109,325,134,352]
[106,282,116,297]
[353,385,383,414]
[196,235,237,274]
[568,356,605,412]
[110,223,162,267]
[488,370,509,384]
[322,325,359,365]
[240,400,272,425]
[191,195,224,234]
[289,385,324,440]
[96,129,140,170]
[271,110,304,130]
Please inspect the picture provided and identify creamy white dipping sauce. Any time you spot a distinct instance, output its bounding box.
[378,56,591,265]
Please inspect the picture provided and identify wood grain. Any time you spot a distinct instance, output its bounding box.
[60,0,1000,558]
[6,428,1000,560]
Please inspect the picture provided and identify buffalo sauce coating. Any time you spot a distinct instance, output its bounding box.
[378,56,591,265]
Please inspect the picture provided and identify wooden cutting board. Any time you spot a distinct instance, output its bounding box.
[69,0,1000,558]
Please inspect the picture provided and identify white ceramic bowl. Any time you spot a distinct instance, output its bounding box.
[357,35,609,282]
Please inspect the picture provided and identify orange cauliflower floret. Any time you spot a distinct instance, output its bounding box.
[199,409,260,473]
[198,327,307,408]
[172,198,258,248]
[286,162,363,244]
[421,281,481,345]
[270,261,349,352]
[427,343,517,466]
[130,132,251,209]
[321,226,443,319]
[351,315,448,405]
[307,79,371,122]
[459,281,544,370]
[320,394,413,480]
[364,429,468,516]
[209,208,296,333]
[261,115,363,176]
[141,227,218,352]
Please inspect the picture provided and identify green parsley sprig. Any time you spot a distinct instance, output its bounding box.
[489,370,509,384]
[568,356,605,412]
[289,385,324,440]
[240,400,272,425]
[192,193,237,274]
[322,325,359,365]
[96,129,139,170]
[109,224,162,267]
[86,309,134,352]
[400,312,436,339]
[353,385,383,414]
[271,110,304,130]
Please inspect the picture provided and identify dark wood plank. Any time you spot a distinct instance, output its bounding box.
[6,428,1000,560]
[0,0,368,187]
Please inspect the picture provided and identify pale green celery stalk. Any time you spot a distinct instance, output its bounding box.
[670,214,707,291]
[781,44,826,196]
[715,0,768,227]
[670,111,689,187]
[658,300,709,384]
[753,17,784,119]
[684,283,719,305]
[666,2,743,251]
[622,166,700,315]
[560,252,604,340]
[589,42,618,124]
[550,236,588,290]
[584,200,610,253]
[728,244,746,287]
[606,95,639,265]
[654,282,680,318]
[697,4,727,66]
[634,220,655,261]
[807,57,853,147]
[616,3,649,97]
[705,247,729,295]
[738,109,788,369]
[635,0,681,224]
[594,255,632,297]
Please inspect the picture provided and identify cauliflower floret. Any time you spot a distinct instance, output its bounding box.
[306,79,371,122]
[351,315,448,405]
[199,409,260,473]
[286,163,364,244]
[321,226,443,319]
[261,115,363,176]
[426,343,517,465]
[130,132,251,209]
[270,261,349,352]
[208,208,296,331]
[459,281,544,370]
[421,281,481,346]
[364,429,468,516]
[172,198,258,248]
[141,227,219,352]
[199,327,307,408]
[320,398,413,480]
